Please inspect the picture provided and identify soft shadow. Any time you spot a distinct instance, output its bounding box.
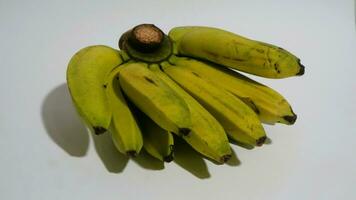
[229,139,255,150]
[41,83,89,157]
[132,150,165,170]
[225,148,241,166]
[264,137,272,145]
[92,132,129,173]
[42,83,128,173]
[173,137,210,179]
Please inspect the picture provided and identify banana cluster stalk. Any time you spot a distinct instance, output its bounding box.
[67,24,304,165]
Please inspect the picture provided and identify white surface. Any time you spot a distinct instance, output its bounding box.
[1,0,355,199]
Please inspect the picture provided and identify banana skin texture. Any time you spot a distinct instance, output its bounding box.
[151,64,232,163]
[105,66,143,156]
[118,62,192,136]
[161,61,267,147]
[134,107,175,162]
[67,45,123,134]
[168,56,297,125]
[169,26,305,79]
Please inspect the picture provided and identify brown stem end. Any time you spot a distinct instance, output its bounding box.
[127,24,164,53]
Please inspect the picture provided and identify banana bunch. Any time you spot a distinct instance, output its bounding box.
[67,24,304,164]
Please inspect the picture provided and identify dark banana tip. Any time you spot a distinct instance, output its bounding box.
[163,145,174,162]
[220,154,232,163]
[93,126,106,135]
[163,154,174,163]
[283,114,297,124]
[256,136,267,146]
[296,59,305,76]
[178,128,191,136]
[126,150,138,157]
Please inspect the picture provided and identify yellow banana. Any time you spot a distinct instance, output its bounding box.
[105,66,143,156]
[66,45,123,134]
[169,57,297,125]
[65,24,306,168]
[118,62,192,135]
[134,108,174,162]
[161,61,266,146]
[150,64,231,163]
[169,26,304,79]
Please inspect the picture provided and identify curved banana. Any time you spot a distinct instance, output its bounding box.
[118,62,192,135]
[105,66,143,156]
[134,108,174,162]
[66,45,123,134]
[169,26,304,79]
[161,61,266,146]
[169,57,297,125]
[150,64,231,163]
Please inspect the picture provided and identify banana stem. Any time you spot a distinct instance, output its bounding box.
[120,24,164,53]
[119,24,173,63]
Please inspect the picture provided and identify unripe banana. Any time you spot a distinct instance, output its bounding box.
[169,57,297,125]
[134,108,174,162]
[105,66,143,157]
[150,64,231,163]
[169,26,304,79]
[66,45,123,134]
[161,61,267,146]
[118,62,192,135]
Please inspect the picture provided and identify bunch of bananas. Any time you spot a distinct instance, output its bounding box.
[67,24,304,164]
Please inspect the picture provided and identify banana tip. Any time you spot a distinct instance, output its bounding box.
[126,151,138,157]
[93,126,106,135]
[296,59,305,76]
[179,128,191,136]
[256,136,267,146]
[220,154,232,163]
[283,114,297,124]
[163,154,174,162]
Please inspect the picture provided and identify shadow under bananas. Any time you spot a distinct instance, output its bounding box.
[132,150,165,170]
[41,83,89,157]
[173,136,211,179]
[228,136,272,151]
[91,131,129,173]
[225,148,241,166]
[229,140,255,150]
[41,83,128,173]
[42,84,242,176]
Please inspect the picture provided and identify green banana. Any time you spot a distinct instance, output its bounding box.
[168,56,297,125]
[105,66,143,156]
[118,62,192,135]
[66,45,123,134]
[161,61,266,146]
[150,64,231,163]
[169,26,304,79]
[134,108,174,162]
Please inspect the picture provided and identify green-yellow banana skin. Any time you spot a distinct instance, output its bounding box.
[118,62,192,136]
[66,45,123,134]
[150,64,231,163]
[169,26,304,79]
[169,57,297,125]
[161,61,266,147]
[105,66,143,157]
[134,108,174,162]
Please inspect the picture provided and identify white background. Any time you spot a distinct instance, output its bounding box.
[1,0,355,199]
